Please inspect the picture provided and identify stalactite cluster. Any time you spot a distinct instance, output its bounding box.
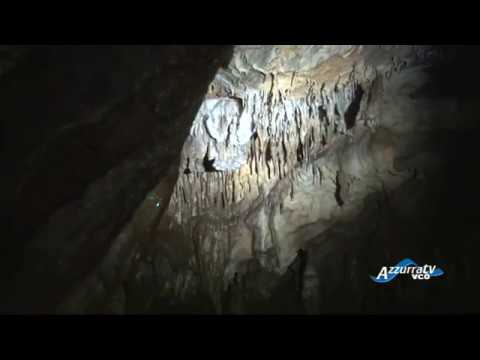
[168,70,375,225]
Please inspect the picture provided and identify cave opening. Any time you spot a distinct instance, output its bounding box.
[344,85,364,129]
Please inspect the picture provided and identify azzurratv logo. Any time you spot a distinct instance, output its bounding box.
[370,258,444,284]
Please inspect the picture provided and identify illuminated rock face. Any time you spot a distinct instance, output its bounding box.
[144,45,480,314]
[167,45,444,266]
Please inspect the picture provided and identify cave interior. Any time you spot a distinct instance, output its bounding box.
[1,45,480,314]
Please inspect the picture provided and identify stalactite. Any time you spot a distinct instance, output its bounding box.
[166,73,370,225]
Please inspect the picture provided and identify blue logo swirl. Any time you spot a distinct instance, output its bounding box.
[370,258,444,283]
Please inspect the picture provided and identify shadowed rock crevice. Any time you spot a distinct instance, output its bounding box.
[344,85,364,129]
[0,45,233,313]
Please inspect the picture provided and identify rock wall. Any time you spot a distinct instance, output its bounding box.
[138,45,480,314]
[0,46,233,313]
[3,45,479,314]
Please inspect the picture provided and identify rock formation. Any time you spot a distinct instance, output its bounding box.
[2,45,480,314]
